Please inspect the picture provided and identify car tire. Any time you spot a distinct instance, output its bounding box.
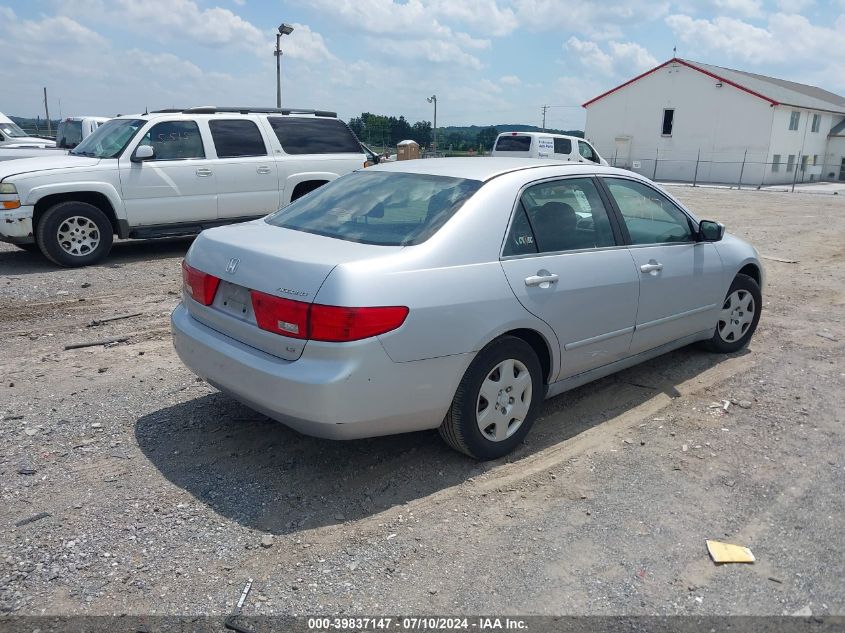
[439,336,543,460]
[700,273,761,353]
[36,201,113,268]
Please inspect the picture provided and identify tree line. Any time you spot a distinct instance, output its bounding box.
[348,113,583,153]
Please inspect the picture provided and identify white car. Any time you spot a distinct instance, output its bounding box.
[492,131,607,166]
[0,113,56,148]
[0,107,368,266]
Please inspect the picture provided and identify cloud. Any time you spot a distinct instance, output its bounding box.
[565,37,658,77]
[303,0,491,68]
[514,0,671,39]
[500,75,522,86]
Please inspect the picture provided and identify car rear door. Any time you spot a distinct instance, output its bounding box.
[207,117,280,219]
[599,176,724,355]
[119,118,217,226]
[499,176,640,380]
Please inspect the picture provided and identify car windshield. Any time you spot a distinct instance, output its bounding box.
[57,120,83,148]
[265,171,483,246]
[70,118,145,158]
[0,120,29,138]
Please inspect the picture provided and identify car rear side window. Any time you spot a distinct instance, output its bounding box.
[138,121,205,160]
[265,171,482,246]
[268,117,362,154]
[553,138,572,154]
[495,135,532,151]
[505,177,616,255]
[603,178,693,245]
[209,119,267,158]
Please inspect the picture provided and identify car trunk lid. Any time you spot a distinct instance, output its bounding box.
[183,219,401,360]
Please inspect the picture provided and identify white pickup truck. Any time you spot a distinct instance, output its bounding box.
[0,107,369,266]
[0,113,56,149]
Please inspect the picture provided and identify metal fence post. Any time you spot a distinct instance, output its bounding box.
[737,149,747,190]
[613,148,618,167]
[693,149,700,187]
[791,153,800,192]
[652,148,658,180]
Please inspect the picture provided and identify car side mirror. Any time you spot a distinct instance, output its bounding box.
[698,220,725,242]
[131,145,155,163]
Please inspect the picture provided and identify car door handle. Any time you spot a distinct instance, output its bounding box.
[196,168,213,177]
[256,166,272,174]
[525,273,559,287]
[640,261,664,274]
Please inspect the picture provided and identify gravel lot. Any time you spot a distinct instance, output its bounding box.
[1,186,843,618]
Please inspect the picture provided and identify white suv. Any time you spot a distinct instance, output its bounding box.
[0,107,368,266]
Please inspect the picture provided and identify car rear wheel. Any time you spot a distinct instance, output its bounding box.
[36,201,113,267]
[700,273,761,353]
[439,336,543,460]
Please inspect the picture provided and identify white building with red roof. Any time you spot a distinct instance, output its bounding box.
[583,58,845,185]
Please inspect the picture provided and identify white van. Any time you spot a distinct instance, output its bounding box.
[0,113,56,148]
[491,131,607,165]
[56,116,110,148]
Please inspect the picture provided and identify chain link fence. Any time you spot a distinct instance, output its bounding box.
[599,147,845,189]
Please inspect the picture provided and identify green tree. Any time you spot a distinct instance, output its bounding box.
[477,126,499,151]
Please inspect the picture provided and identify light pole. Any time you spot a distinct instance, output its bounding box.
[427,95,437,156]
[275,23,294,108]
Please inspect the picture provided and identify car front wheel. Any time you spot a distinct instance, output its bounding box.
[36,201,114,267]
[439,336,543,460]
[701,273,761,353]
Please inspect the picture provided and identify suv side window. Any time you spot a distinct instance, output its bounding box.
[604,178,694,245]
[268,117,362,154]
[139,121,204,160]
[209,119,267,158]
[504,177,616,256]
[553,138,572,154]
[578,140,599,163]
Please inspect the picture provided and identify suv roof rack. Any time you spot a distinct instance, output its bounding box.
[149,106,337,117]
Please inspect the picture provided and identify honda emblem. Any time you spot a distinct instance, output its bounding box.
[225,257,240,274]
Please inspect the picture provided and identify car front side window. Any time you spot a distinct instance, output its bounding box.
[604,178,694,245]
[578,141,599,163]
[138,121,205,160]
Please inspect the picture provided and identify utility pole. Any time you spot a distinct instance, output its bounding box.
[541,105,549,131]
[43,87,51,137]
[427,95,437,156]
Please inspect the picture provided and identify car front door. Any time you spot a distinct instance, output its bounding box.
[600,176,724,355]
[119,119,217,226]
[208,118,280,219]
[500,176,640,380]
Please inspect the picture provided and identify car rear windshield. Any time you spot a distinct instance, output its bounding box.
[265,171,483,246]
[57,121,83,148]
[268,117,362,154]
[495,135,532,151]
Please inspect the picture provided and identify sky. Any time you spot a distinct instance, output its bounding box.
[3,0,845,130]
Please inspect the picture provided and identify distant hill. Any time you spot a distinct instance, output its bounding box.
[442,124,584,137]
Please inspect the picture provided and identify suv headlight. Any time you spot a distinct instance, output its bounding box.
[0,183,17,194]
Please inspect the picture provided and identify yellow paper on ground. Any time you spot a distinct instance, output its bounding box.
[706,540,755,563]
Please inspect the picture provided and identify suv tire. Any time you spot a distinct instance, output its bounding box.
[36,201,114,267]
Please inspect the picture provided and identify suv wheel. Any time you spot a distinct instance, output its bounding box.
[36,201,114,267]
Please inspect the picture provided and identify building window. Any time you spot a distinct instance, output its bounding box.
[801,155,810,171]
[811,114,821,133]
[661,109,674,136]
[786,154,795,171]
[813,154,819,166]
[772,154,781,172]
[788,111,800,130]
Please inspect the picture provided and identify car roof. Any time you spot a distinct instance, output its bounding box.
[368,157,635,182]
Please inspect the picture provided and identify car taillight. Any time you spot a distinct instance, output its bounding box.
[181,261,220,306]
[250,291,310,339]
[250,291,409,342]
[310,304,409,342]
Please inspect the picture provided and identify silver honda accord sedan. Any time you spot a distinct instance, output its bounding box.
[171,158,763,460]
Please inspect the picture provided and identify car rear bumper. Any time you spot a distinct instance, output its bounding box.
[171,303,471,440]
[0,206,35,243]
